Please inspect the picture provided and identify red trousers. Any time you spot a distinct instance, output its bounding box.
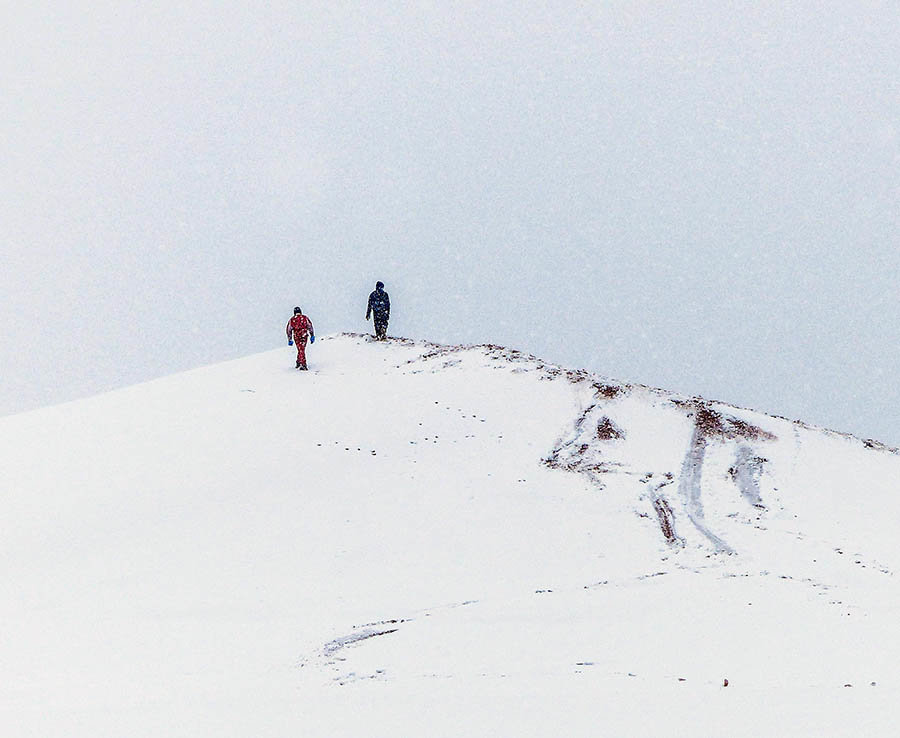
[294,338,308,368]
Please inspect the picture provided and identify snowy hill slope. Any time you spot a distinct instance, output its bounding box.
[2,333,900,736]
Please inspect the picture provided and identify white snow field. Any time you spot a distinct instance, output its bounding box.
[3,333,900,737]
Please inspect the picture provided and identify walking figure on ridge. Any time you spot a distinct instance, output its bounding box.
[286,306,315,370]
[366,281,390,341]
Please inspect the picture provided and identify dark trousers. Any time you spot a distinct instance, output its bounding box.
[374,317,388,340]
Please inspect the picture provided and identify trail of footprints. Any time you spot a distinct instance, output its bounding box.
[314,401,495,457]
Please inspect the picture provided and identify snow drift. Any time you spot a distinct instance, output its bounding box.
[2,333,899,737]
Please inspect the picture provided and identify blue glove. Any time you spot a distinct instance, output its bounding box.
[310,334,315,344]
[288,339,293,346]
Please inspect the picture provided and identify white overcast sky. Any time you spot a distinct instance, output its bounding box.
[3,1,899,444]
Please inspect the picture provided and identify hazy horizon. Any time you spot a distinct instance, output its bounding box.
[3,1,898,444]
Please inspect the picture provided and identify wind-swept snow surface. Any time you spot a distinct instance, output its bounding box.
[2,334,900,736]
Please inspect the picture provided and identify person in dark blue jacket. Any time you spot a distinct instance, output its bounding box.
[366,281,390,340]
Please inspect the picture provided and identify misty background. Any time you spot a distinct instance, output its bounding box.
[3,2,898,444]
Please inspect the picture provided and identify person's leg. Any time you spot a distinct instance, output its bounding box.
[296,339,308,369]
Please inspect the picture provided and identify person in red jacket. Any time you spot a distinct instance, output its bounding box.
[286,306,315,370]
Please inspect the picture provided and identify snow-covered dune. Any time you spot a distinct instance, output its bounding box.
[3,333,899,737]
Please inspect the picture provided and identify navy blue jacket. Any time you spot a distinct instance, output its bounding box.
[366,288,390,321]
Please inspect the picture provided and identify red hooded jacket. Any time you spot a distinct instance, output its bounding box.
[286,314,314,343]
